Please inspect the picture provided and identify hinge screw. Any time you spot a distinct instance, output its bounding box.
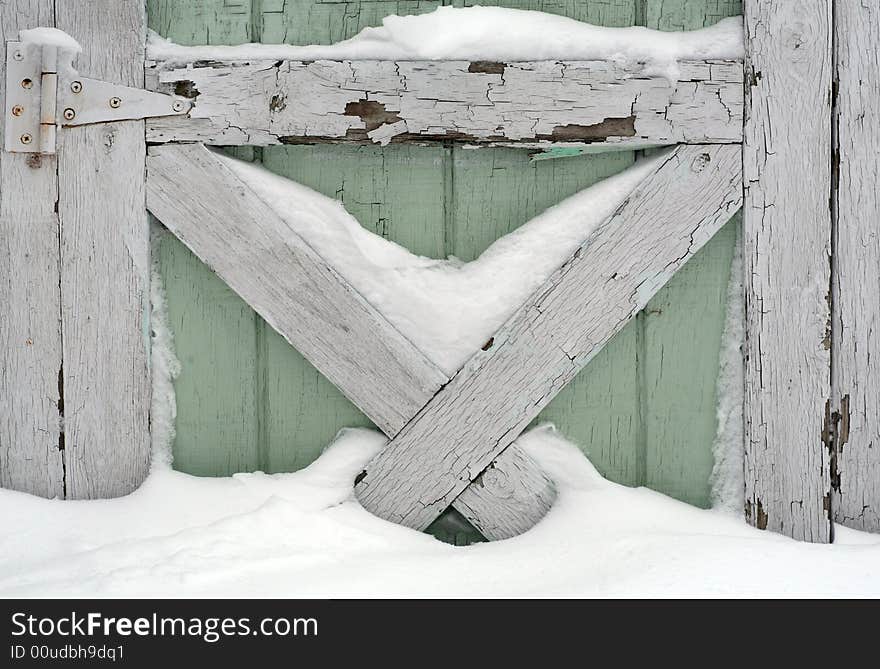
[20,133,32,145]
[11,105,23,117]
[109,97,122,109]
[172,100,185,112]
[13,50,23,61]
[70,81,82,94]
[63,108,76,121]
[21,78,32,89]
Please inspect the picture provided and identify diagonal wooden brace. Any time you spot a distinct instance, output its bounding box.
[145,143,555,540]
[354,144,743,532]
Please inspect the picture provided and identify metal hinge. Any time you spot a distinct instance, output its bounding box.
[5,40,192,154]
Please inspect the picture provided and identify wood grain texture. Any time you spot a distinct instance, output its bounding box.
[356,144,742,531]
[54,0,152,499]
[145,57,742,149]
[147,143,555,539]
[0,0,64,498]
[831,1,880,533]
[146,143,448,436]
[742,0,832,542]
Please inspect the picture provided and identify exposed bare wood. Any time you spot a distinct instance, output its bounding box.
[145,142,555,539]
[742,0,832,542]
[355,144,742,532]
[831,1,880,533]
[0,1,64,498]
[145,58,743,149]
[55,0,151,498]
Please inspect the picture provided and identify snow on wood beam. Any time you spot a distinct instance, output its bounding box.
[144,58,743,150]
[742,0,833,543]
[355,144,742,533]
[831,2,880,533]
[144,143,555,540]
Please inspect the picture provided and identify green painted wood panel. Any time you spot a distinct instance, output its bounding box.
[148,3,263,477]
[148,1,743,522]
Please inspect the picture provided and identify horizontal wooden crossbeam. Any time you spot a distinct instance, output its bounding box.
[144,143,555,540]
[354,144,743,532]
[144,58,743,150]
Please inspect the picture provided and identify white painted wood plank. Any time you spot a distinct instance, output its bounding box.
[55,0,151,498]
[0,1,64,498]
[145,143,554,539]
[355,144,742,532]
[831,1,880,533]
[742,0,832,542]
[145,58,743,149]
[146,143,447,436]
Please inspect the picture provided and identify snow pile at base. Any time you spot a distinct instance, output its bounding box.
[0,425,877,598]
[710,226,744,512]
[221,151,663,374]
[148,7,743,80]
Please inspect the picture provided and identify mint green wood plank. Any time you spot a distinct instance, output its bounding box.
[641,0,742,507]
[261,1,443,44]
[644,220,738,506]
[452,0,635,26]
[147,0,253,45]
[644,0,740,31]
[156,231,260,475]
[259,144,447,471]
[149,2,263,476]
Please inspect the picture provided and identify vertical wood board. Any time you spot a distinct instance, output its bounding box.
[55,0,151,498]
[0,0,64,498]
[831,1,880,532]
[742,0,832,542]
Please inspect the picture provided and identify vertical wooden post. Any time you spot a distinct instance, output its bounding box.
[0,1,64,498]
[831,2,880,532]
[53,0,151,498]
[743,0,833,541]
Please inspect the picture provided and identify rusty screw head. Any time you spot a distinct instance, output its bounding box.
[63,107,76,121]
[70,81,82,94]
[20,133,32,145]
[21,78,33,89]
[11,105,23,117]
[109,97,122,109]
[12,51,23,61]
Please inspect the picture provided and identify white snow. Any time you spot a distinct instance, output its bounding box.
[220,150,664,375]
[148,7,743,81]
[1,425,877,598]
[19,27,82,53]
[710,225,745,513]
[148,225,182,471]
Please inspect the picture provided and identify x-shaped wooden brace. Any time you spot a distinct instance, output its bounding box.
[146,142,741,540]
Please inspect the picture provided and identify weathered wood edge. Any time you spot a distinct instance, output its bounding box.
[0,1,65,498]
[830,1,880,533]
[742,0,832,543]
[145,58,743,150]
[54,0,152,499]
[144,143,556,540]
[355,143,743,532]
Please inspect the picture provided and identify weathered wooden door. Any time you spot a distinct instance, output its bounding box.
[149,1,743,536]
